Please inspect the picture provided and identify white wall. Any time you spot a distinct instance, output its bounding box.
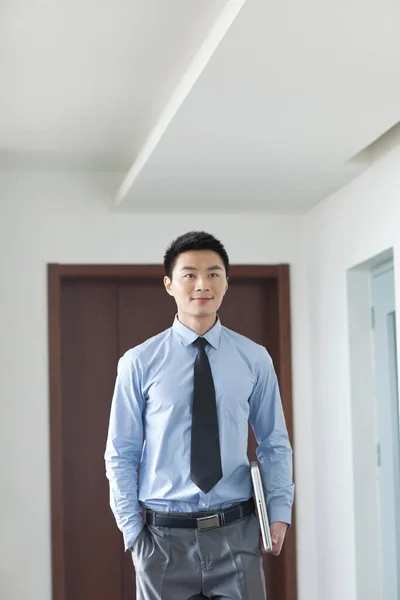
[0,172,316,600]
[4,145,399,600]
[306,142,400,600]
[2,140,400,600]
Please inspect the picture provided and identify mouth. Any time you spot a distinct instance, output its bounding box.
[192,297,213,303]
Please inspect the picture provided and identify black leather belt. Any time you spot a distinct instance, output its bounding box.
[145,498,254,530]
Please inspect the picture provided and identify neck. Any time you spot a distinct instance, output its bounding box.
[177,312,217,336]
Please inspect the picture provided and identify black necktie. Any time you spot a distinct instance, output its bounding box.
[190,337,223,493]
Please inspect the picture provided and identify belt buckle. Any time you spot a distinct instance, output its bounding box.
[197,514,220,531]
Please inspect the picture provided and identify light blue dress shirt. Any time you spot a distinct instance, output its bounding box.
[105,316,294,550]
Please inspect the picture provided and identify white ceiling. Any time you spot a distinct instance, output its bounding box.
[1,0,228,168]
[2,0,400,212]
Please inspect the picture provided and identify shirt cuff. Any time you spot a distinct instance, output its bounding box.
[123,522,145,552]
[268,505,292,528]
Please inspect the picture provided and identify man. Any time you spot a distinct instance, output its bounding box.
[105,231,294,600]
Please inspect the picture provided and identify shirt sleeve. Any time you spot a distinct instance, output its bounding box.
[248,347,295,526]
[104,349,145,550]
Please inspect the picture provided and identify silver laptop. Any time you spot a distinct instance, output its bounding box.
[250,461,272,552]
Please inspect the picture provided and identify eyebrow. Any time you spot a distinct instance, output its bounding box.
[180,265,224,272]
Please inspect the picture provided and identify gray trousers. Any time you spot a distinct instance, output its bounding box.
[131,513,266,600]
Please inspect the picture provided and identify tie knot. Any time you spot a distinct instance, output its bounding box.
[195,337,207,350]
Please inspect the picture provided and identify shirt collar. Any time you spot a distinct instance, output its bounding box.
[172,315,221,350]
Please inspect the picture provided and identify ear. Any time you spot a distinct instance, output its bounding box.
[224,277,229,294]
[164,275,174,296]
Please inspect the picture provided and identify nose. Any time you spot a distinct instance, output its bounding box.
[196,277,210,291]
[196,285,209,292]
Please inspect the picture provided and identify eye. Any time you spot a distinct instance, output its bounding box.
[184,273,195,278]
[209,273,219,277]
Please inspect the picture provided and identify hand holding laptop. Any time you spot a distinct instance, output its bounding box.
[269,521,288,556]
[250,461,288,556]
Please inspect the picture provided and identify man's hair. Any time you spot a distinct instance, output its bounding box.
[164,231,230,279]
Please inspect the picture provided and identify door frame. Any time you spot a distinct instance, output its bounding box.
[48,263,297,600]
[371,261,400,599]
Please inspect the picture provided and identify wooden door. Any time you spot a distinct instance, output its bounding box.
[49,265,296,600]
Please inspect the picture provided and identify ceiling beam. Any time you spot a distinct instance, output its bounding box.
[114,0,247,208]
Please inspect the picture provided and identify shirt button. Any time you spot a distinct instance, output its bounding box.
[202,503,207,507]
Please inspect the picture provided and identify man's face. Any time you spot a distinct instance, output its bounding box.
[164,250,228,320]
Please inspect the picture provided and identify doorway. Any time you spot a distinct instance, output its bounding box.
[48,264,297,600]
[371,262,400,600]
[347,251,400,600]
